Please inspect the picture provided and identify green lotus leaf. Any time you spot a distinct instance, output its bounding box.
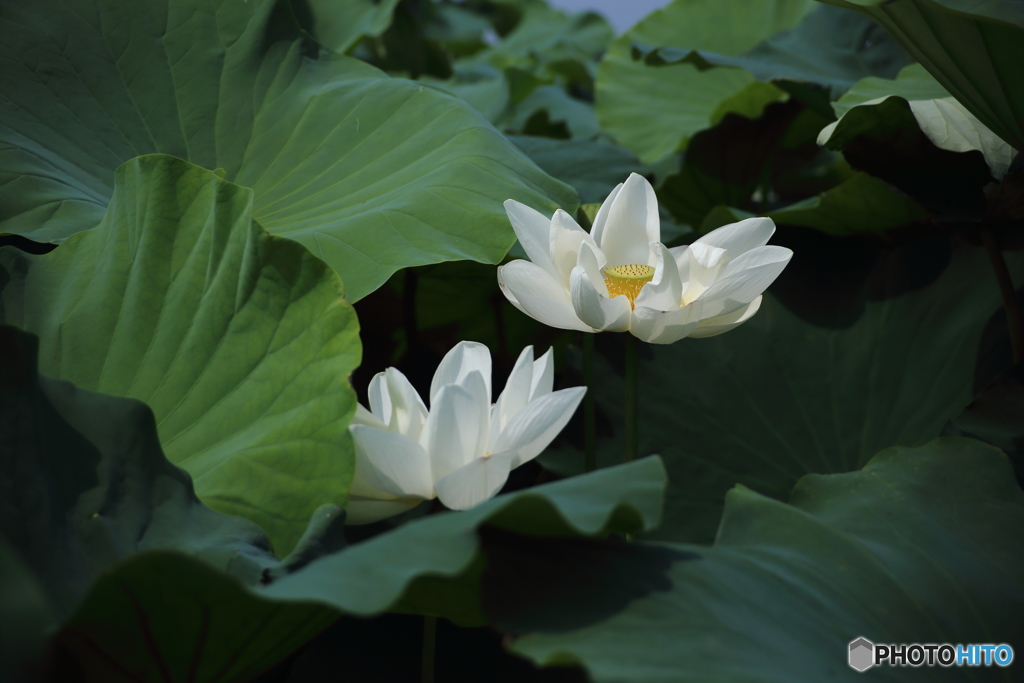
[595,0,815,164]
[699,171,929,237]
[762,171,927,235]
[1,155,360,554]
[263,456,668,627]
[420,65,511,124]
[543,244,1024,542]
[53,551,337,683]
[461,0,612,72]
[508,136,645,204]
[818,0,1024,152]
[0,324,339,681]
[511,437,1024,682]
[946,362,1024,484]
[0,0,576,300]
[821,64,1015,179]
[304,0,403,53]
[632,4,911,103]
[0,537,54,682]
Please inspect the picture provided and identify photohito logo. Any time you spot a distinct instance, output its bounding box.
[848,638,1014,672]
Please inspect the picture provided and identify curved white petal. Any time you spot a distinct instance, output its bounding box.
[529,347,554,401]
[689,295,762,338]
[577,241,611,297]
[434,452,515,511]
[597,173,660,265]
[590,182,623,246]
[549,209,598,282]
[669,244,689,276]
[498,260,593,332]
[367,371,390,424]
[681,242,728,304]
[492,387,586,468]
[422,383,489,483]
[349,425,434,500]
[570,265,632,332]
[374,368,425,438]
[631,299,704,344]
[491,346,534,443]
[694,217,776,257]
[503,199,557,276]
[635,242,683,312]
[351,403,387,429]
[345,498,421,525]
[697,245,792,318]
[430,340,492,406]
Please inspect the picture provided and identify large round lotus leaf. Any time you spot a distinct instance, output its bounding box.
[0,155,360,554]
[54,551,337,683]
[38,456,665,681]
[264,456,668,627]
[595,0,814,164]
[509,437,1024,682]
[821,64,1015,180]
[0,0,576,301]
[820,0,1024,152]
[543,244,1024,542]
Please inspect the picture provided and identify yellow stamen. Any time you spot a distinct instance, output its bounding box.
[604,264,655,309]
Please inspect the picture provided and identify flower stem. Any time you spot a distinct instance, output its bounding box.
[624,334,639,462]
[583,333,596,472]
[981,226,1024,364]
[421,616,437,683]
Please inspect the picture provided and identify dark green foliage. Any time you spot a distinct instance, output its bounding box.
[3,0,1023,680]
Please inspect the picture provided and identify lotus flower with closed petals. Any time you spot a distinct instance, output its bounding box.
[497,173,793,344]
[346,341,585,524]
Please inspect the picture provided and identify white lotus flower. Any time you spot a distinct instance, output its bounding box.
[498,173,793,344]
[346,341,585,524]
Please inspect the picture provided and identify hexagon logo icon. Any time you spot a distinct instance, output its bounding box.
[849,637,874,672]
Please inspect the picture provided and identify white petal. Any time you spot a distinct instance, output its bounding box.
[492,387,586,468]
[491,346,534,443]
[367,371,390,424]
[351,403,387,429]
[349,425,435,500]
[688,242,728,270]
[590,182,623,247]
[689,296,762,338]
[667,244,692,286]
[498,260,593,332]
[570,265,632,332]
[434,452,516,510]
[529,347,554,401]
[634,242,683,312]
[381,367,428,440]
[577,241,611,297]
[631,300,704,344]
[597,173,660,265]
[345,498,420,525]
[430,340,492,406]
[503,199,557,276]
[422,383,489,482]
[694,217,776,257]
[549,209,598,282]
[697,245,792,318]
[682,242,728,304]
